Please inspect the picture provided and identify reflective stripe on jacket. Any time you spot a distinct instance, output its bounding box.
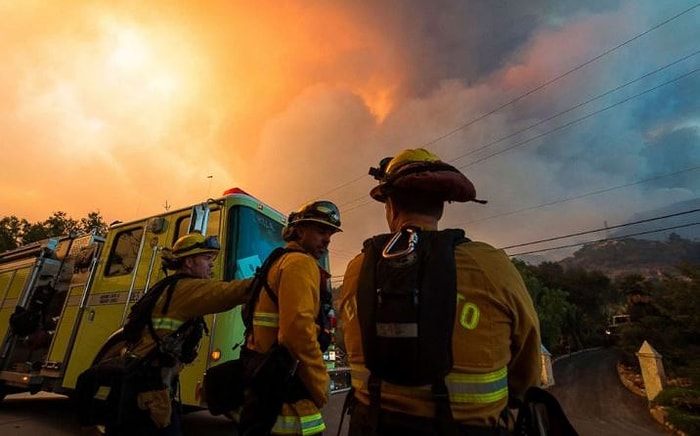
[350,365,508,404]
[132,276,252,359]
[245,241,330,435]
[339,236,541,428]
[271,403,326,435]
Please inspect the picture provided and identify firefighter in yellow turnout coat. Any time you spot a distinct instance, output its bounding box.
[240,201,342,435]
[110,233,253,436]
[339,149,542,435]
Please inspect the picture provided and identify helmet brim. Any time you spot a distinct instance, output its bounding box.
[171,247,219,259]
[370,165,477,203]
[293,218,343,233]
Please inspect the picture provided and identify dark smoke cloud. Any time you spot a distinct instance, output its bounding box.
[0,1,697,277]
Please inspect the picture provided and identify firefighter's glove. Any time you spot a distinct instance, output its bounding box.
[137,389,172,428]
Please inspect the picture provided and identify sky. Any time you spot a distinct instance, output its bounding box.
[1,0,699,278]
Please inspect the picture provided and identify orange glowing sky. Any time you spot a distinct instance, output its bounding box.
[1,1,698,276]
[1,2,400,215]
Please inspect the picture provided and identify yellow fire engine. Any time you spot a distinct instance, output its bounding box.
[0,188,347,410]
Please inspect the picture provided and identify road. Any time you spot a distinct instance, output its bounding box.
[0,389,350,435]
[549,347,666,435]
[0,348,666,435]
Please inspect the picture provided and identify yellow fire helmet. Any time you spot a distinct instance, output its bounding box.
[368,147,485,204]
[168,233,221,259]
[287,200,342,233]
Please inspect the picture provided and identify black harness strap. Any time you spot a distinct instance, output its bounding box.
[432,379,457,436]
[143,276,208,365]
[368,374,382,433]
[357,228,469,434]
[145,280,179,346]
[245,247,333,353]
[337,387,356,436]
[242,247,305,335]
[262,279,279,306]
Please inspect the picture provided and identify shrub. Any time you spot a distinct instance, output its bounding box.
[654,386,700,434]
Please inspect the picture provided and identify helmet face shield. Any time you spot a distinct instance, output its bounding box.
[287,200,342,232]
[171,234,220,258]
[308,201,341,228]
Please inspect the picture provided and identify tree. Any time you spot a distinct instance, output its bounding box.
[44,211,80,236]
[562,305,586,350]
[653,264,700,365]
[614,274,656,321]
[0,216,29,252]
[532,261,613,347]
[514,260,571,352]
[19,211,79,245]
[617,264,700,371]
[21,221,52,245]
[0,211,109,252]
[80,211,108,236]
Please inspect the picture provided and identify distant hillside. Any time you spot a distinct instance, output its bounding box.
[610,198,700,242]
[556,235,700,279]
[514,198,700,269]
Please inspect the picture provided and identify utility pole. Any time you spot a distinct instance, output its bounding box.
[206,175,213,198]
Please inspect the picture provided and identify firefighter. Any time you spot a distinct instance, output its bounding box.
[239,200,342,435]
[339,148,542,435]
[108,233,253,436]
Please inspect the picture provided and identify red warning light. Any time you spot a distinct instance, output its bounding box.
[222,187,251,197]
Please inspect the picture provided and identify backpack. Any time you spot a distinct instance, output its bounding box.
[123,272,206,365]
[204,246,332,426]
[356,227,468,434]
[241,247,304,334]
[75,274,195,428]
[75,351,162,427]
[514,386,579,436]
[242,246,332,350]
[204,247,303,417]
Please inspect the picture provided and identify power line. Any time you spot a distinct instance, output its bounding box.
[340,65,700,216]
[501,207,700,250]
[508,221,700,257]
[329,210,700,281]
[450,49,700,166]
[321,5,700,272]
[311,2,700,201]
[336,48,700,214]
[458,66,700,169]
[450,164,700,228]
[314,174,366,203]
[329,246,360,259]
[421,2,700,151]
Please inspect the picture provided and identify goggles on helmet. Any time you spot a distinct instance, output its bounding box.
[172,235,220,255]
[288,200,342,232]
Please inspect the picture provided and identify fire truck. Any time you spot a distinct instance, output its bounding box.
[0,188,349,411]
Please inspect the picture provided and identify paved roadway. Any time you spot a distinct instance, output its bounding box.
[548,347,666,435]
[0,348,667,435]
[0,388,350,435]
